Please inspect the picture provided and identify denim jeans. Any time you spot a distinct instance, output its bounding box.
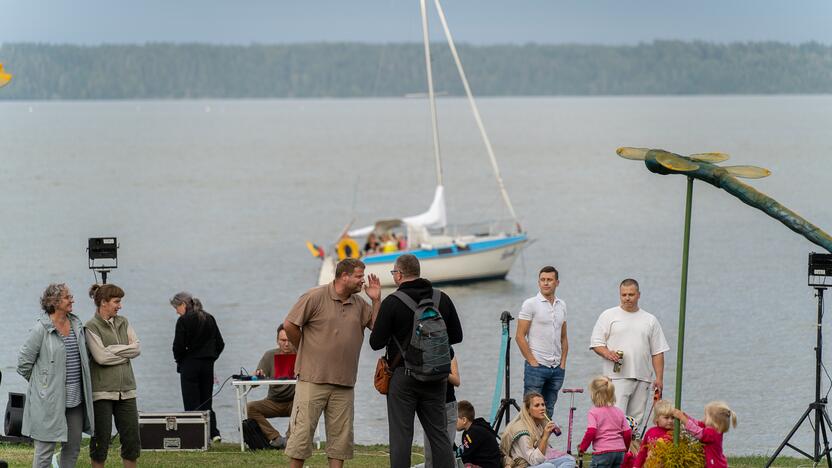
[523,361,565,418]
[589,451,624,468]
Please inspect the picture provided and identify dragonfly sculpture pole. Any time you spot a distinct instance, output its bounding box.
[617,147,832,443]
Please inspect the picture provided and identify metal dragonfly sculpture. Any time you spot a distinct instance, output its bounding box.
[617,146,832,443]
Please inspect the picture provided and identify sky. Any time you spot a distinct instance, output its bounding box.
[1,0,831,46]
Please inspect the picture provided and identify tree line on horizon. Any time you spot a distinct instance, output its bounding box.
[0,41,830,99]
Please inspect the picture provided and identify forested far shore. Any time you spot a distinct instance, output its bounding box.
[0,41,830,99]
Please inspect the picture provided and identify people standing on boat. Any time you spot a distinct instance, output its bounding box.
[364,232,380,254]
[170,291,225,443]
[394,232,407,251]
[369,253,463,468]
[247,323,296,450]
[85,283,141,468]
[282,258,381,468]
[516,266,568,419]
[381,232,399,253]
[17,284,95,468]
[589,279,669,429]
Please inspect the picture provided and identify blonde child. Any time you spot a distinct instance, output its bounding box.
[578,377,632,468]
[632,400,674,467]
[672,401,737,468]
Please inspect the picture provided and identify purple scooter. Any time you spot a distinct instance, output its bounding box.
[562,387,584,466]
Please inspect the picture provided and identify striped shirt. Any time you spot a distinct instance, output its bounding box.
[63,329,82,408]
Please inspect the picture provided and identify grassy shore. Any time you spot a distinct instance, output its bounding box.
[0,442,811,467]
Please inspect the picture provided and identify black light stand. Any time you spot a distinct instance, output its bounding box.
[766,253,832,467]
[492,311,520,431]
[88,237,118,284]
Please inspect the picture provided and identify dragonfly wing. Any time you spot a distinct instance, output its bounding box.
[617,147,650,161]
[689,152,730,163]
[0,63,11,87]
[723,165,771,179]
[655,151,700,172]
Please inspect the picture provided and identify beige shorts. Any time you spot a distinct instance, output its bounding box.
[285,380,355,460]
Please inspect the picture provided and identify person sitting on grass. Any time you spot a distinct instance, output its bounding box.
[455,400,501,468]
[631,400,674,467]
[500,392,576,468]
[578,376,632,468]
[672,401,737,468]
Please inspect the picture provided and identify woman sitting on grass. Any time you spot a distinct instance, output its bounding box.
[500,392,576,468]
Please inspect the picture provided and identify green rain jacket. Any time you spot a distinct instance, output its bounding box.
[17,313,95,441]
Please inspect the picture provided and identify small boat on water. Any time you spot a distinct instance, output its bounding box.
[310,0,528,287]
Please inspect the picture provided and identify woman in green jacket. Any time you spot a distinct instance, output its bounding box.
[85,283,142,468]
[18,283,95,468]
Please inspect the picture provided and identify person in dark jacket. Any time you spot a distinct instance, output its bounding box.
[170,291,225,442]
[456,400,501,468]
[369,254,463,468]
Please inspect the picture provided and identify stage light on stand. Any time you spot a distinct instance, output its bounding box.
[809,253,832,288]
[767,252,832,467]
[88,237,118,284]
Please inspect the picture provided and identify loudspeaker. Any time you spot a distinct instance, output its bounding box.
[4,393,25,437]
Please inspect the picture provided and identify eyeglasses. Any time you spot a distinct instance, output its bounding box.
[390,270,400,275]
[62,295,74,300]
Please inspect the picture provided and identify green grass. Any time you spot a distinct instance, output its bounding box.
[0,442,813,467]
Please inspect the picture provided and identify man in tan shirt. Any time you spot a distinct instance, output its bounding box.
[283,258,381,468]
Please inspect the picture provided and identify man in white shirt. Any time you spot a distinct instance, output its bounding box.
[590,278,670,428]
[516,266,568,418]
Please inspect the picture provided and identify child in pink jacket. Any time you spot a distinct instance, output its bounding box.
[578,376,632,468]
[672,401,737,468]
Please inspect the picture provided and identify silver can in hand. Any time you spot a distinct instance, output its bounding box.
[613,351,624,373]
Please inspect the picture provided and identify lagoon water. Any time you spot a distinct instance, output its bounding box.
[1,96,831,456]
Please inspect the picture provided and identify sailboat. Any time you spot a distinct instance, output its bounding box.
[311,0,528,287]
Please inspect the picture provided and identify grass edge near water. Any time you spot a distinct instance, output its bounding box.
[0,442,814,467]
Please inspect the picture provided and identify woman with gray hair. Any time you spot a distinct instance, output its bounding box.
[170,291,225,442]
[18,284,94,468]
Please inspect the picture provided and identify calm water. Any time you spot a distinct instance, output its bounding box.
[1,96,831,456]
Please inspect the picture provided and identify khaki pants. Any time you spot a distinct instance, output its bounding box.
[612,378,651,429]
[285,381,354,461]
[247,398,293,441]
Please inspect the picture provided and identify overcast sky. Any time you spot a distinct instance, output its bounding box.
[1,0,831,46]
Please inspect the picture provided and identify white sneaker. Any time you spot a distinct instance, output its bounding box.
[212,435,222,444]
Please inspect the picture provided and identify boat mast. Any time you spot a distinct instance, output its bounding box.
[420,0,443,188]
[432,0,522,231]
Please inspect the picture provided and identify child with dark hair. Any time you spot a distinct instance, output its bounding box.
[456,400,501,468]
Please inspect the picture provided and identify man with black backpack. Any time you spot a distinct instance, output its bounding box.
[370,254,464,468]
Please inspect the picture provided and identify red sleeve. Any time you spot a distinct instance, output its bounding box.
[622,428,632,451]
[633,442,649,468]
[579,427,597,453]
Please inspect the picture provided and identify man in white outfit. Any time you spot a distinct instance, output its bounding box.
[590,278,669,428]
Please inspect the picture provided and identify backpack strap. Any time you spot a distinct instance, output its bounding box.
[390,290,420,360]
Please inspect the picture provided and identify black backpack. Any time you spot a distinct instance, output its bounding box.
[392,289,451,382]
[242,418,270,450]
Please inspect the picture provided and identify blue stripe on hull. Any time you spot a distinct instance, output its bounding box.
[362,234,528,265]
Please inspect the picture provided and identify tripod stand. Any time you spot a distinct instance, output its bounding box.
[492,311,520,430]
[766,286,832,467]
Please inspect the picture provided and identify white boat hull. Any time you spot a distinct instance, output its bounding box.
[317,235,527,287]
